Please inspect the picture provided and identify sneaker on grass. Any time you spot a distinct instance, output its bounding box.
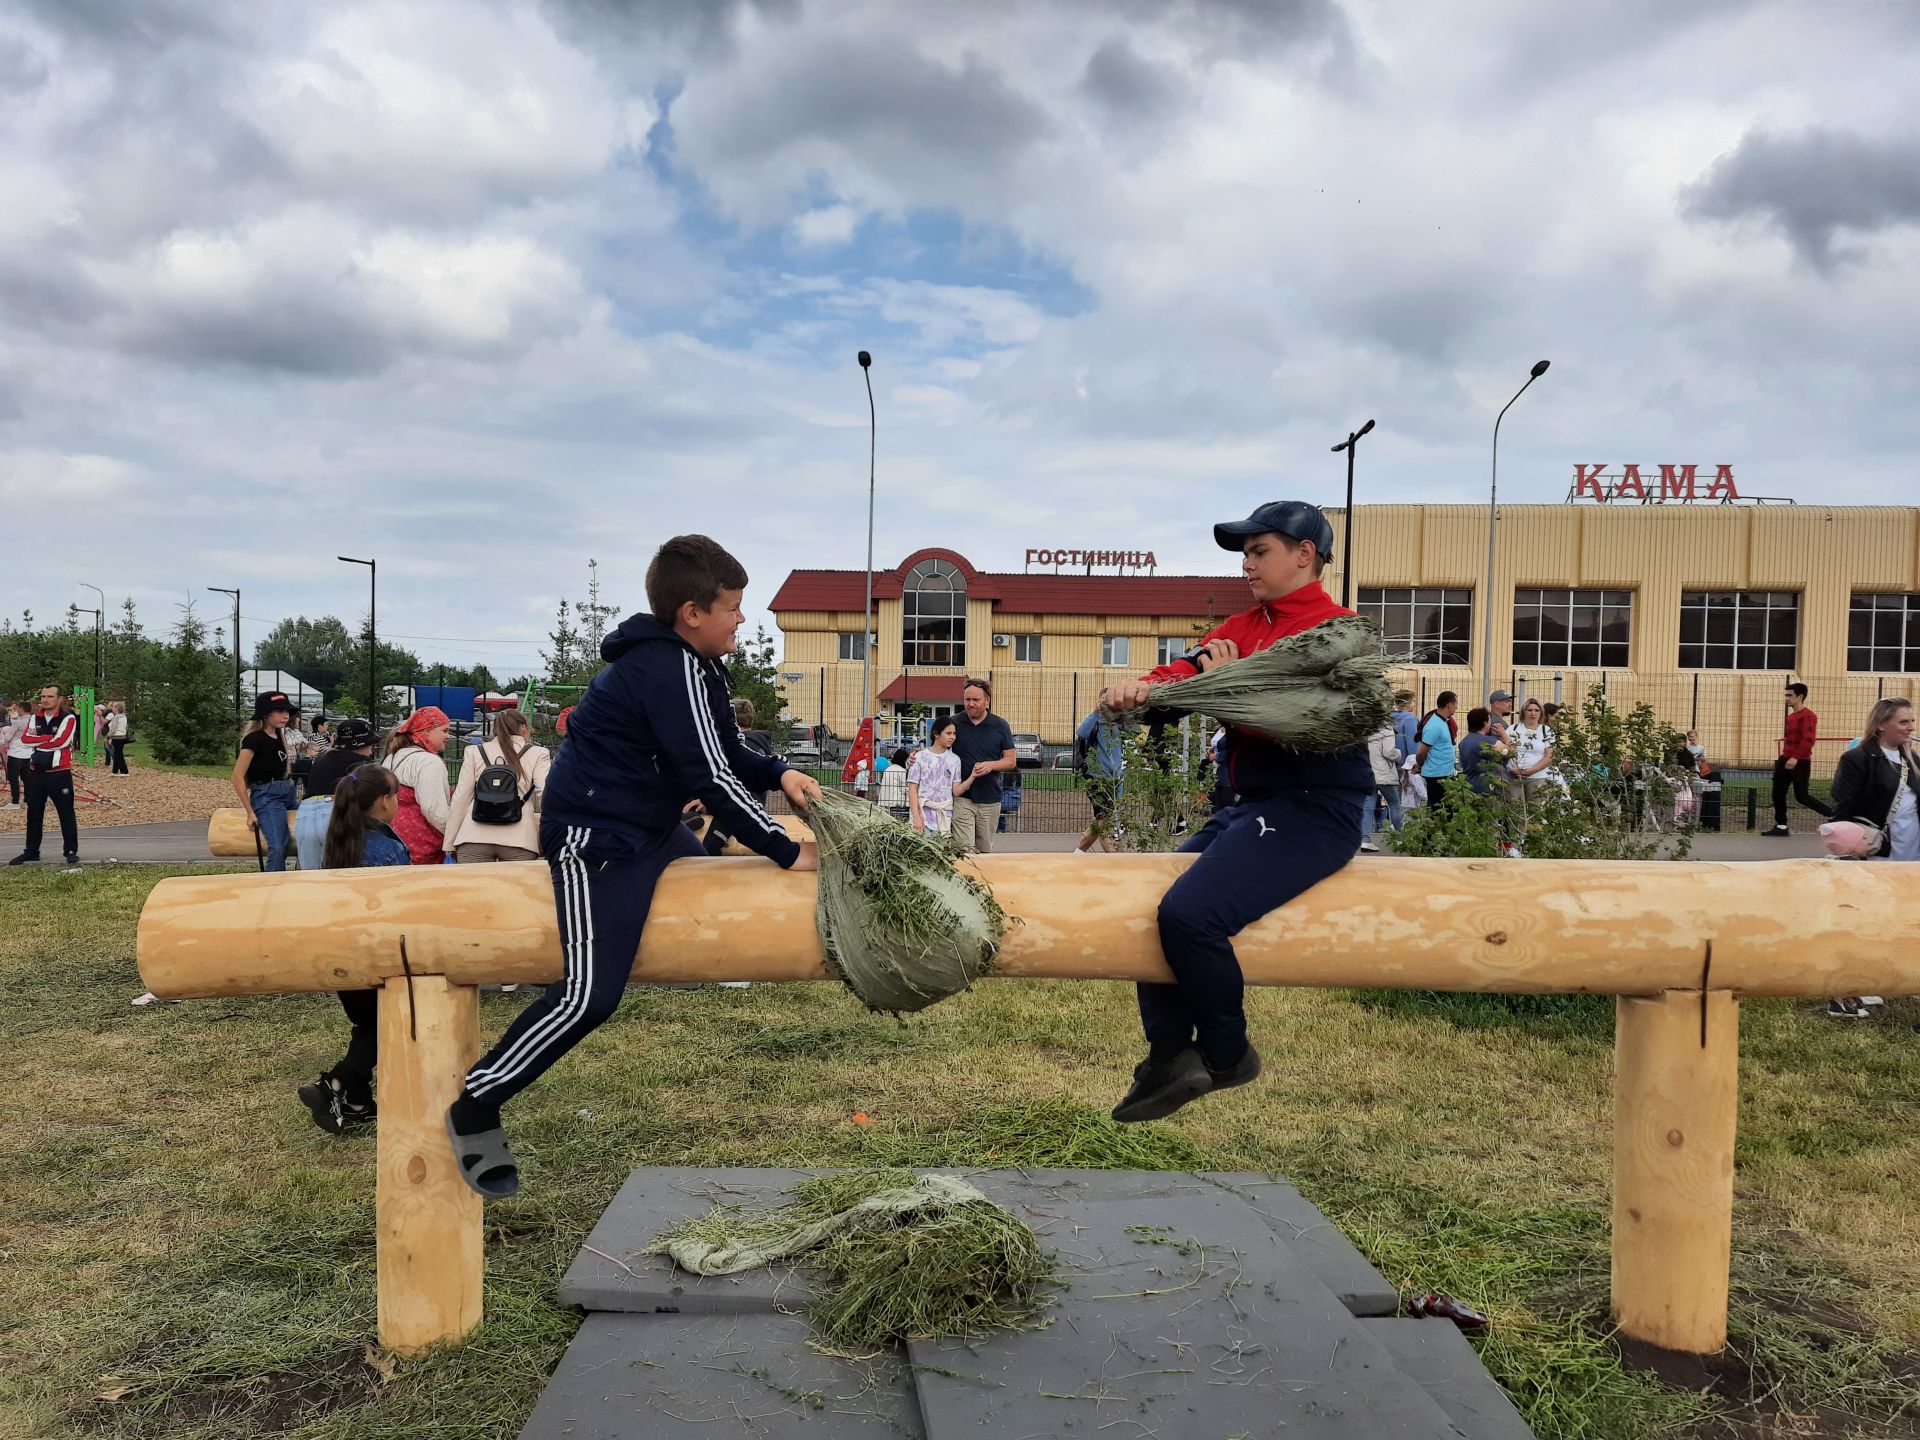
[1825,998,1871,1019]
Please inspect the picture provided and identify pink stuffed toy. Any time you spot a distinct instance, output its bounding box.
[1820,820,1879,858]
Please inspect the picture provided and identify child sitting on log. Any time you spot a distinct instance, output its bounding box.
[297,763,409,1134]
[446,535,822,1197]
[1099,501,1373,1123]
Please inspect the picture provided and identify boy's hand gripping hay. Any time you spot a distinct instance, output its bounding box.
[1111,613,1395,751]
[652,1169,1057,1351]
[804,789,1009,1015]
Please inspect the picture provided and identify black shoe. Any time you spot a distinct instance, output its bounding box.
[8,853,37,866]
[1206,1043,1263,1094]
[1764,825,1791,837]
[298,1074,376,1134]
[1111,1049,1212,1124]
[63,852,78,865]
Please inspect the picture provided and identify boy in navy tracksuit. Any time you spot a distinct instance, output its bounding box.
[447,535,821,1196]
[1101,501,1372,1123]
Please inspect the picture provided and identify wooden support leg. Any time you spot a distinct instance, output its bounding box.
[1611,989,1739,1356]
[377,975,484,1353]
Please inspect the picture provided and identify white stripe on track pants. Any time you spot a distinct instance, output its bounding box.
[463,820,704,1106]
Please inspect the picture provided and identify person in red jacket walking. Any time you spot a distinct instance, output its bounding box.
[1099,500,1373,1123]
[1769,682,1834,836]
[9,684,79,866]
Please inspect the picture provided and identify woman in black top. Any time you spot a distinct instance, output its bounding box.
[229,691,297,872]
[292,717,377,865]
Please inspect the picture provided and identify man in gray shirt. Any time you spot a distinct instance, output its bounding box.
[950,678,1017,852]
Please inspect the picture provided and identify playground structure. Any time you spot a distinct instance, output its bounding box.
[134,854,1919,1360]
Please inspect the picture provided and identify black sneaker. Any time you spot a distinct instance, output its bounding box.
[298,1075,376,1134]
[7,853,37,866]
[1206,1043,1263,1094]
[63,852,78,865]
[1825,998,1869,1020]
[1111,1049,1211,1124]
[1764,825,1791,837]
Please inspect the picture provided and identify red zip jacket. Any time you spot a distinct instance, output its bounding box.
[24,707,77,773]
[1783,707,1817,763]
[1139,580,1372,797]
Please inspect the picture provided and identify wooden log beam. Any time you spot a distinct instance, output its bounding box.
[1611,990,1739,1355]
[208,807,295,857]
[137,855,1920,1000]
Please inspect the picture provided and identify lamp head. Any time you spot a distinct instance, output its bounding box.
[1357,418,1376,437]
[1530,360,1550,378]
[857,350,871,368]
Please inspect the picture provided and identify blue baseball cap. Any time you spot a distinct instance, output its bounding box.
[1213,500,1336,560]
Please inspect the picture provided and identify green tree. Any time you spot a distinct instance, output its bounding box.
[339,620,423,729]
[254,615,358,701]
[1108,718,1215,852]
[726,626,785,730]
[542,598,601,686]
[144,606,238,766]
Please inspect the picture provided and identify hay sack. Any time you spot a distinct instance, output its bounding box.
[805,789,1008,1015]
[1130,614,1393,751]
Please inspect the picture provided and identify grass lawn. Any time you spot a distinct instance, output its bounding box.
[3,868,1916,1439]
[119,741,234,781]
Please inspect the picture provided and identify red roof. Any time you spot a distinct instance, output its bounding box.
[771,552,1245,620]
[877,674,970,702]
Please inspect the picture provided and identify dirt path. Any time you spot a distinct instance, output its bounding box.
[0,764,232,833]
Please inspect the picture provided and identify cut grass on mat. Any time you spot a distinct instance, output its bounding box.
[2,866,1917,1439]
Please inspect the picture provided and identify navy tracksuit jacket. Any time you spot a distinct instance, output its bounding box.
[1136,583,1372,1070]
[463,615,797,1108]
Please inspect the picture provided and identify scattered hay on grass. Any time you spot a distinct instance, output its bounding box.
[652,1169,1057,1352]
[807,790,1010,1015]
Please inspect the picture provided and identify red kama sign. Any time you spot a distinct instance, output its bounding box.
[1568,464,1739,504]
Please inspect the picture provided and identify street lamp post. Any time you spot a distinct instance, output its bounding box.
[207,588,241,722]
[857,350,876,734]
[1330,419,1376,609]
[339,557,377,724]
[80,583,106,695]
[1480,361,1551,704]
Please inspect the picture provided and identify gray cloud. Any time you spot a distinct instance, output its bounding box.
[541,0,798,62]
[1682,125,1920,271]
[1081,37,1182,123]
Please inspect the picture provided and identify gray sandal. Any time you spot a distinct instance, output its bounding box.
[444,1108,520,1198]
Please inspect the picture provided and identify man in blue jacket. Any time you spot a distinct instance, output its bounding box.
[447,535,821,1197]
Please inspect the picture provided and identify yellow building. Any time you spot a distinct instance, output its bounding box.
[772,505,1920,770]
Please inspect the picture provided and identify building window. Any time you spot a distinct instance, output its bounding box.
[1358,587,1472,665]
[837,632,867,661]
[1512,589,1631,669]
[901,558,967,666]
[1848,593,1920,672]
[1157,636,1193,666]
[1679,591,1798,670]
[1102,636,1130,667]
[1012,634,1043,662]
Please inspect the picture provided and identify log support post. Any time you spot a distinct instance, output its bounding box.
[377,975,484,1353]
[1611,988,1739,1356]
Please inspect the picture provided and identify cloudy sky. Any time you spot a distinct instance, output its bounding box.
[2,0,1916,677]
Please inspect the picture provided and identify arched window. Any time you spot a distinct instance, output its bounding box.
[902,559,967,666]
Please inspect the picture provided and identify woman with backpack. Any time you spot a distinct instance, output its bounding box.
[297,763,410,1133]
[443,708,550,863]
[382,705,453,865]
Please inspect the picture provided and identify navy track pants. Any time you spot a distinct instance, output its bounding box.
[463,820,702,1108]
[1139,789,1366,1071]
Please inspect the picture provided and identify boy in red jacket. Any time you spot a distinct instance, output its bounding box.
[1099,501,1372,1122]
[1768,681,1833,836]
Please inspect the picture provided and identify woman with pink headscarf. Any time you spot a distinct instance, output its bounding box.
[382,706,453,864]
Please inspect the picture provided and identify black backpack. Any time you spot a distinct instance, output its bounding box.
[470,742,533,825]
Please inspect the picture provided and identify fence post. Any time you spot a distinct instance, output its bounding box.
[377,974,484,1353]
[1553,672,1563,704]
[1612,989,1738,1356]
[1879,676,1886,701]
[1745,788,1757,831]
[1690,673,1700,731]
[819,668,826,731]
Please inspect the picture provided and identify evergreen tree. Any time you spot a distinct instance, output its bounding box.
[543,598,602,686]
[726,626,785,730]
[144,605,238,766]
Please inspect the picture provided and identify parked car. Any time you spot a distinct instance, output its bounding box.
[783,723,843,766]
[1013,732,1044,769]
